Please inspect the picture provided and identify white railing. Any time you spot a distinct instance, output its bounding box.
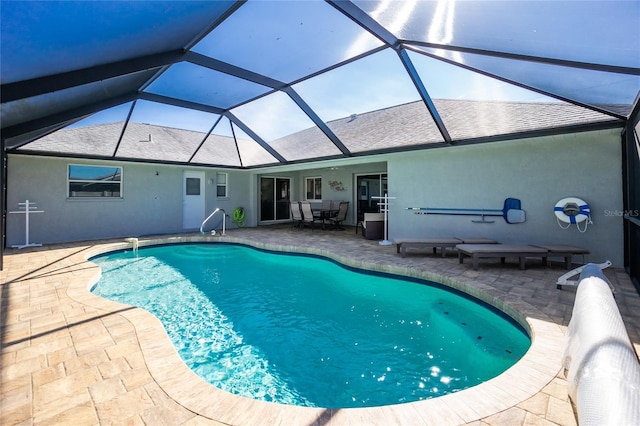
[562,263,640,426]
[200,208,226,236]
[9,199,44,248]
[556,260,612,290]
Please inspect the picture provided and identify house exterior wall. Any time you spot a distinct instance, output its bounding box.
[387,128,624,266]
[5,155,252,245]
[253,162,386,225]
[6,129,624,266]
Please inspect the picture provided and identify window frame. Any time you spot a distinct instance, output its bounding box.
[216,172,228,198]
[305,176,322,200]
[67,164,123,199]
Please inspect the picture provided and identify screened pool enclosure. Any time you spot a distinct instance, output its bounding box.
[1,1,639,287]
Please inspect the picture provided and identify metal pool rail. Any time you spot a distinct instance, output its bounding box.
[200,208,226,235]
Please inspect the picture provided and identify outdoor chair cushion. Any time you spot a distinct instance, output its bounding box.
[362,213,384,239]
[362,221,383,240]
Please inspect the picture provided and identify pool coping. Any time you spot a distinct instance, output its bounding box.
[67,235,565,425]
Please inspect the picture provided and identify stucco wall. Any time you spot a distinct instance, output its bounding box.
[5,156,252,245]
[6,129,624,266]
[254,162,387,225]
[387,128,624,266]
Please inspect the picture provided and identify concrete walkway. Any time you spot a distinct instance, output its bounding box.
[2,225,638,425]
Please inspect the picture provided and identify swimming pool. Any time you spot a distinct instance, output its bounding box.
[91,243,530,408]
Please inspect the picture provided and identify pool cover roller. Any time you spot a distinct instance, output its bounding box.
[563,264,640,425]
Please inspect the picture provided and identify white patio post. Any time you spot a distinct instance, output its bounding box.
[9,199,44,249]
[371,193,395,246]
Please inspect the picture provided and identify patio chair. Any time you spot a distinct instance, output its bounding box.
[290,201,303,229]
[314,199,333,220]
[327,201,349,230]
[361,212,384,240]
[299,201,321,230]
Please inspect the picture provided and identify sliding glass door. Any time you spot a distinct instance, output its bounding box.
[260,177,291,222]
[355,173,388,222]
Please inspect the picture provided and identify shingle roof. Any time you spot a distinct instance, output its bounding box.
[20,99,618,167]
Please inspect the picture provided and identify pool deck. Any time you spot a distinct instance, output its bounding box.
[2,225,639,425]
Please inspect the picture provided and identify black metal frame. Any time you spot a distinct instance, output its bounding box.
[1,140,5,270]
[3,1,635,165]
[623,94,640,293]
[2,0,640,273]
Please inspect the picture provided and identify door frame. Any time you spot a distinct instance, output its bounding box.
[259,176,292,223]
[182,170,205,229]
[353,172,388,223]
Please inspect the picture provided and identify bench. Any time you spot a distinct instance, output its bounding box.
[457,244,549,270]
[395,237,497,258]
[531,244,590,269]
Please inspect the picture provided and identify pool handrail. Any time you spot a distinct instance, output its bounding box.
[200,208,226,236]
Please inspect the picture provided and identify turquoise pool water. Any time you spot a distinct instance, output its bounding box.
[91,243,530,408]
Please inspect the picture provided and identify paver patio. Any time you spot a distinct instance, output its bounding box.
[2,225,638,425]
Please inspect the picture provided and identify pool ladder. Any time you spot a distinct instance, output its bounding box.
[200,208,226,236]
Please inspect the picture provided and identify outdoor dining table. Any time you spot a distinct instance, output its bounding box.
[313,208,338,229]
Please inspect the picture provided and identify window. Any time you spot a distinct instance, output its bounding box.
[216,172,227,197]
[305,177,322,200]
[186,177,200,195]
[68,164,122,198]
